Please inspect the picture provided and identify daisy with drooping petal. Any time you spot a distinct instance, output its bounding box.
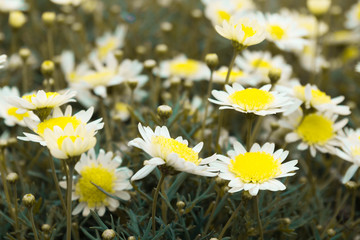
[60,148,133,216]
[209,83,293,116]
[211,141,298,196]
[158,54,210,81]
[284,109,347,157]
[18,105,103,146]
[215,14,266,48]
[7,89,77,120]
[336,128,360,183]
[128,123,218,181]
[345,1,360,29]
[0,86,37,127]
[292,83,350,115]
[262,13,308,51]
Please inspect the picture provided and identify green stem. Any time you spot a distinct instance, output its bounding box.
[0,149,15,223]
[22,60,28,94]
[29,206,39,240]
[66,163,75,240]
[224,48,238,86]
[204,189,220,234]
[246,114,255,151]
[48,154,67,213]
[218,203,242,239]
[13,184,20,240]
[99,98,112,151]
[255,195,264,240]
[201,70,214,141]
[152,172,165,235]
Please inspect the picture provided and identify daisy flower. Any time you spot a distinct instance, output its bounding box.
[0,54,6,69]
[0,0,28,12]
[212,66,251,85]
[158,54,210,81]
[211,141,298,196]
[60,148,133,216]
[7,89,77,120]
[95,25,127,61]
[296,41,329,73]
[235,50,293,85]
[262,13,308,51]
[128,123,218,181]
[284,109,347,157]
[112,102,130,122]
[209,83,293,116]
[337,128,360,183]
[19,105,103,146]
[215,15,266,48]
[292,83,350,115]
[345,0,360,29]
[0,86,36,127]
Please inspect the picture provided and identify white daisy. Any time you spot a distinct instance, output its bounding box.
[60,148,133,216]
[262,13,308,51]
[209,83,293,116]
[337,128,360,183]
[284,109,347,157]
[212,66,251,85]
[0,86,36,127]
[112,102,130,122]
[296,41,329,73]
[215,14,266,48]
[158,54,210,81]
[345,1,360,29]
[18,105,103,146]
[0,0,28,12]
[211,141,298,196]
[235,50,293,85]
[128,123,218,181]
[95,25,127,61]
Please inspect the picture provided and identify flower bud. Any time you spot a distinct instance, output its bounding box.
[102,229,116,240]
[19,48,31,62]
[327,228,336,237]
[191,9,202,19]
[205,53,219,70]
[176,201,185,209]
[41,224,51,233]
[155,44,168,56]
[128,236,136,240]
[9,11,27,29]
[161,22,173,32]
[114,49,124,63]
[6,172,19,184]
[143,59,156,70]
[127,79,138,90]
[268,68,281,85]
[307,0,331,16]
[41,60,55,78]
[22,194,35,208]
[157,105,173,120]
[42,12,56,27]
[136,45,147,56]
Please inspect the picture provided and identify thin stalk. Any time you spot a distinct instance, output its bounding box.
[246,114,255,151]
[22,60,29,94]
[310,18,320,85]
[254,195,264,240]
[160,178,168,225]
[28,206,39,240]
[66,163,75,240]
[152,172,165,235]
[204,189,220,234]
[250,116,263,145]
[99,98,112,151]
[0,149,15,223]
[47,29,54,60]
[12,184,20,240]
[218,203,242,239]
[48,154,67,213]
[224,48,238,86]
[201,70,214,141]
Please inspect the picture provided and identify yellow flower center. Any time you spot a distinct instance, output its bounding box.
[75,163,116,208]
[57,135,82,148]
[22,92,59,103]
[170,59,200,77]
[294,86,331,106]
[241,24,256,41]
[268,25,285,40]
[37,116,82,136]
[82,69,116,87]
[216,69,244,83]
[351,146,360,157]
[7,107,29,121]
[251,58,272,69]
[228,88,274,111]
[296,113,334,145]
[229,152,282,183]
[217,10,231,22]
[151,136,200,165]
[98,37,117,60]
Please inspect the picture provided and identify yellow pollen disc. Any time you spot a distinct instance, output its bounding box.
[229,152,281,183]
[152,136,200,165]
[75,164,116,208]
[268,25,285,40]
[81,70,116,86]
[98,37,117,60]
[241,24,256,41]
[37,116,82,136]
[217,10,231,22]
[296,113,334,145]
[229,88,274,111]
[7,107,29,121]
[22,92,59,103]
[57,135,82,149]
[251,58,272,69]
[351,146,360,157]
[170,60,200,77]
[217,69,244,83]
[294,86,331,105]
